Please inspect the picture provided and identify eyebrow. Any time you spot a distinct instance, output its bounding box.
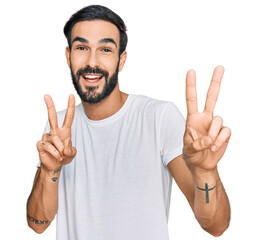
[71,36,117,48]
[99,38,117,48]
[71,36,89,45]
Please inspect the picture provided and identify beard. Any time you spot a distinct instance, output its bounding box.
[70,60,120,104]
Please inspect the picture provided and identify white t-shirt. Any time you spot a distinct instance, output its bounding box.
[42,94,185,240]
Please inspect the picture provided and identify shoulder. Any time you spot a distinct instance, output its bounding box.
[130,94,182,118]
[130,94,174,111]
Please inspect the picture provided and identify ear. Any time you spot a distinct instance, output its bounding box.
[65,46,71,68]
[118,51,127,72]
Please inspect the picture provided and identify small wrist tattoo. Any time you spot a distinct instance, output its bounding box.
[52,177,58,182]
[197,183,216,204]
[54,168,62,174]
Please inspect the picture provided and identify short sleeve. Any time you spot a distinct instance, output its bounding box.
[160,102,185,167]
[36,121,50,167]
[43,121,50,134]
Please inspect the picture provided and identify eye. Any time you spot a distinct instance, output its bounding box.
[101,48,112,53]
[76,46,87,50]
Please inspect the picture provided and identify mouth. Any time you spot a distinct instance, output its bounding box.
[82,73,104,84]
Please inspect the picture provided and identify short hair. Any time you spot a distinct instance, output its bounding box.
[64,5,128,55]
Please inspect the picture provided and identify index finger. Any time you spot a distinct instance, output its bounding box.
[44,95,58,130]
[62,94,75,128]
[204,66,224,114]
[186,69,198,115]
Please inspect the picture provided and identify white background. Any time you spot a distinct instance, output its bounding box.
[0,0,256,239]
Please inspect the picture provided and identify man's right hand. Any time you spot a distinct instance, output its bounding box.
[36,94,77,172]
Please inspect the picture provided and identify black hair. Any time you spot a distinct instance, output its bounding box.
[64,5,128,56]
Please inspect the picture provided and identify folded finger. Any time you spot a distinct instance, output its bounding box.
[211,127,231,151]
[37,140,62,161]
[208,116,223,141]
[42,133,64,155]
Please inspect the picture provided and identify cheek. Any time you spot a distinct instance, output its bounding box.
[70,53,86,69]
[101,57,119,74]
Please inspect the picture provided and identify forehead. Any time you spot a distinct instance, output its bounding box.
[71,20,120,45]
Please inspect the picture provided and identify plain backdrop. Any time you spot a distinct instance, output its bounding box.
[1,0,256,239]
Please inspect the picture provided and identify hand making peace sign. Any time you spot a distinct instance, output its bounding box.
[37,95,77,172]
[183,66,231,171]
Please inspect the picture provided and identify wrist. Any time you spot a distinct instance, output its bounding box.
[190,166,219,186]
[40,164,62,180]
[190,165,217,175]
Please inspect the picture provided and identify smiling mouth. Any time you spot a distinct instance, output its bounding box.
[82,74,104,83]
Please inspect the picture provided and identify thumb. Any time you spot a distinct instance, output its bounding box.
[187,135,213,153]
[63,146,77,157]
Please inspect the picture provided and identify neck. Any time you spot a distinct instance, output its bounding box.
[81,83,128,120]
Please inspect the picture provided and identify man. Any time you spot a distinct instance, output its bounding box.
[27,5,231,240]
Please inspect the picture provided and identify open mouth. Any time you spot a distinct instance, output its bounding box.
[82,74,104,84]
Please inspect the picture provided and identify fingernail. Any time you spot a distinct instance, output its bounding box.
[211,145,217,152]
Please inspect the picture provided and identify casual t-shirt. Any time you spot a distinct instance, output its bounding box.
[41,94,185,240]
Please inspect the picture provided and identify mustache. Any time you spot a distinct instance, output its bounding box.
[76,66,109,79]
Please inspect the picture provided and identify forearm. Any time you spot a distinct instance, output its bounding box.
[26,166,61,233]
[192,167,230,236]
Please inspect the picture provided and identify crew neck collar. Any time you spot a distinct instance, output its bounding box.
[80,94,133,125]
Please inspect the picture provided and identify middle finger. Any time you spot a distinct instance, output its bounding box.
[204,66,224,115]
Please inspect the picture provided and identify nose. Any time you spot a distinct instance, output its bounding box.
[86,50,100,69]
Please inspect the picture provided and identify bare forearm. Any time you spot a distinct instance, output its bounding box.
[27,166,61,233]
[192,168,230,236]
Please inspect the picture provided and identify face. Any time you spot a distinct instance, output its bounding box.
[66,20,127,103]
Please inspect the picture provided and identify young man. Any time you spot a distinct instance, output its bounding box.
[27,5,231,240]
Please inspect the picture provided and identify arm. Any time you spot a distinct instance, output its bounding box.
[27,95,77,233]
[168,155,230,236]
[190,166,230,235]
[26,166,62,233]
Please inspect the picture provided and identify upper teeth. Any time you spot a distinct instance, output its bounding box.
[85,75,101,79]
